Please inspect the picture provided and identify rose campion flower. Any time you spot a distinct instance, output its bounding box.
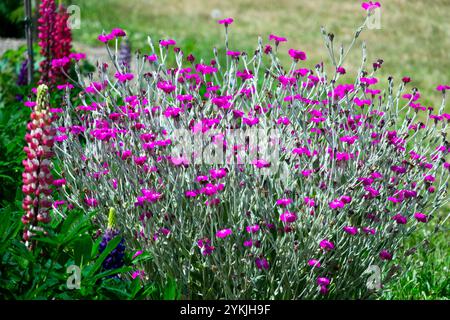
[320,239,335,251]
[146,54,157,62]
[198,238,215,255]
[280,211,297,223]
[115,72,134,83]
[304,197,315,207]
[132,250,143,259]
[226,50,241,58]
[255,257,269,270]
[319,285,329,295]
[343,226,358,235]
[414,212,428,223]
[379,250,393,261]
[269,34,287,45]
[317,277,330,286]
[393,214,407,225]
[288,49,307,61]
[362,1,381,11]
[85,197,98,207]
[131,270,145,280]
[276,198,293,207]
[329,199,345,209]
[308,259,321,268]
[160,39,176,47]
[246,224,260,233]
[218,18,234,26]
[216,228,232,239]
[244,240,253,247]
[252,159,270,169]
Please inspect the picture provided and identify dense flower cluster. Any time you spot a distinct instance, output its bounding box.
[51,7,449,299]
[22,84,56,247]
[37,0,72,86]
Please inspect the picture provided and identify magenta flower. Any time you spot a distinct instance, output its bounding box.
[140,189,162,203]
[51,57,70,68]
[132,250,143,259]
[436,84,450,91]
[115,72,134,83]
[218,17,234,26]
[226,50,241,58]
[185,190,197,198]
[308,259,321,268]
[319,239,335,251]
[157,81,176,94]
[243,117,259,126]
[288,49,307,61]
[329,199,344,209]
[360,77,378,85]
[69,52,86,61]
[146,54,158,62]
[196,175,209,183]
[209,168,227,179]
[340,195,352,204]
[201,183,224,196]
[336,66,346,74]
[304,197,315,207]
[392,214,407,225]
[362,1,381,10]
[246,224,260,233]
[160,39,176,47]
[244,239,253,247]
[56,83,74,90]
[133,156,147,166]
[343,226,358,235]
[280,211,297,223]
[98,33,114,43]
[319,285,329,295]
[317,277,330,286]
[379,250,393,261]
[269,34,287,45]
[85,197,98,207]
[252,159,271,169]
[255,257,269,270]
[131,270,145,280]
[276,198,293,207]
[111,28,126,37]
[52,179,66,187]
[198,238,215,255]
[414,212,428,223]
[216,228,232,239]
[24,101,36,108]
[402,76,411,83]
[362,227,376,235]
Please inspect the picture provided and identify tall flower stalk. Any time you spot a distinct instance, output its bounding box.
[22,84,55,248]
[37,0,72,86]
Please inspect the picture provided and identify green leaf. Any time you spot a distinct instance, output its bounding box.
[86,236,122,278]
[163,278,178,300]
[73,235,93,266]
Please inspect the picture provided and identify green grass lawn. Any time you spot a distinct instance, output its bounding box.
[66,0,450,299]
